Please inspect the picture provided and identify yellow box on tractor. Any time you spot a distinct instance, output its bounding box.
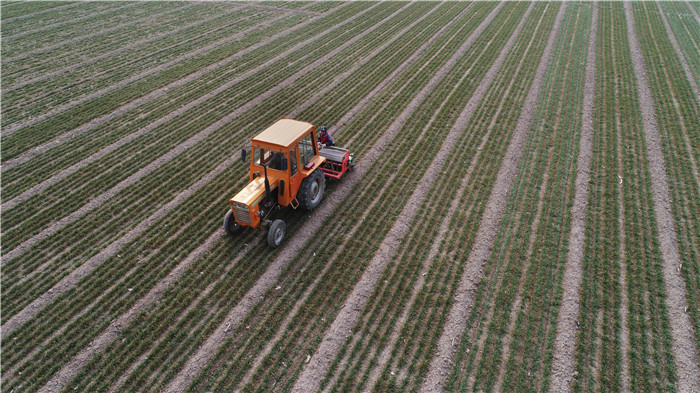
[224,119,353,247]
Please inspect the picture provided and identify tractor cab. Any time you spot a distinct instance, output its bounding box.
[225,119,328,247]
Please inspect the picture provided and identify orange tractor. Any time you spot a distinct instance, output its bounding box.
[224,119,353,247]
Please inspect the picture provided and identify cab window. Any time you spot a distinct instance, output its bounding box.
[256,148,285,171]
[298,133,316,167]
[290,148,298,175]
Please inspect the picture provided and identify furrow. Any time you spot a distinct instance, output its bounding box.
[0,2,333,139]
[167,4,496,391]
[549,3,597,391]
[424,3,567,391]
[0,2,378,263]
[1,2,80,23]
[1,1,388,327]
[2,5,246,94]
[625,2,700,392]
[1,2,140,41]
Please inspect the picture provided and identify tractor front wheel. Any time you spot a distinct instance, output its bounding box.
[298,169,326,210]
[267,219,286,248]
[224,210,243,237]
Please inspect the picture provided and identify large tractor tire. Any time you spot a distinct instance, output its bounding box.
[298,169,326,210]
[267,219,286,248]
[224,210,242,237]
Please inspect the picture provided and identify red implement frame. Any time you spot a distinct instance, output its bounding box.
[319,146,351,179]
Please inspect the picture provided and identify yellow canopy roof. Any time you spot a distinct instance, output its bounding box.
[252,119,314,148]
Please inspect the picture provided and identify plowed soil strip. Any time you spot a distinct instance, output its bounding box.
[0,2,333,136]
[549,3,597,392]
[2,5,245,94]
[25,3,442,389]
[422,4,567,392]
[3,3,191,63]
[1,2,139,41]
[1,1,389,334]
[1,2,80,23]
[688,0,700,21]
[625,2,700,392]
[0,2,375,264]
[290,4,511,391]
[360,5,538,391]
[1,4,321,171]
[656,2,700,105]
[241,3,321,16]
[164,5,502,391]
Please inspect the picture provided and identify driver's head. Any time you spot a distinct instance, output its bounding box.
[320,126,327,134]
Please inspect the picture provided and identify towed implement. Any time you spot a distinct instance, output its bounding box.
[224,119,353,247]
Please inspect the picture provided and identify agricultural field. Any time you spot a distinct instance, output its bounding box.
[1,1,698,393]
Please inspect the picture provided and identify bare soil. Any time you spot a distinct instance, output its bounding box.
[656,1,699,102]
[549,4,597,392]
[421,4,567,391]
[363,4,538,389]
[624,2,700,392]
[290,4,512,392]
[1,2,367,264]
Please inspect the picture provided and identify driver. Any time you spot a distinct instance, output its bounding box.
[318,126,335,147]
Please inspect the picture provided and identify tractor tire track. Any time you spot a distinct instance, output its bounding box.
[1,2,80,24]
[290,4,509,391]
[2,3,192,63]
[165,5,501,391]
[239,3,321,16]
[3,5,246,94]
[12,0,421,374]
[360,4,537,390]
[0,2,373,263]
[688,0,700,21]
[1,2,140,41]
[625,3,700,392]
[549,3,597,392]
[0,2,333,137]
[1,3,323,172]
[1,1,392,333]
[656,1,700,101]
[421,3,567,391]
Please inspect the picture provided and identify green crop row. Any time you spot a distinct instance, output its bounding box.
[0,1,80,21]
[659,1,700,87]
[2,2,181,67]
[313,3,537,392]
[444,3,589,392]
[0,2,113,38]
[2,3,452,391]
[0,11,309,197]
[0,2,395,314]
[48,3,468,391]
[633,1,700,357]
[573,4,677,392]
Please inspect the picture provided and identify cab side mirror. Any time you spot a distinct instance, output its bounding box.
[241,148,247,163]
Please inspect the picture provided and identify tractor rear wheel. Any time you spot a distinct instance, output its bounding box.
[298,169,325,210]
[224,210,242,237]
[267,219,286,248]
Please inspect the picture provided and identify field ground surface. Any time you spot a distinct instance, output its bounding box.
[1,1,699,393]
